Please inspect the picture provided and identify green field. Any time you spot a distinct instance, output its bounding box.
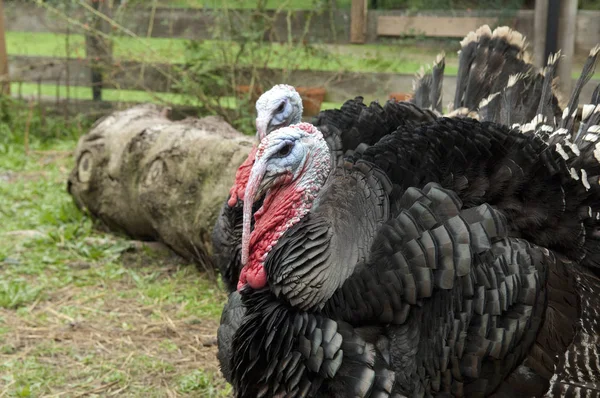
[7,31,599,109]
[6,30,458,112]
[6,31,457,74]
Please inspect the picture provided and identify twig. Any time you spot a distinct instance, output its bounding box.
[75,380,119,397]
[107,383,130,396]
[120,352,135,369]
[140,0,158,81]
[0,380,16,397]
[64,3,70,125]
[27,294,43,312]
[44,307,75,323]
[24,99,34,156]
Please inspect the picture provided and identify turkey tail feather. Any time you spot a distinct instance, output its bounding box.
[430,52,445,113]
[410,52,446,114]
[543,104,600,274]
[411,66,433,110]
[560,45,600,132]
[446,25,561,128]
[453,28,484,110]
[462,26,529,111]
[523,51,562,132]
[591,82,600,105]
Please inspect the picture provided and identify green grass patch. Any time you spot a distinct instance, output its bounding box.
[177,369,232,396]
[7,31,600,80]
[6,32,188,63]
[6,31,455,74]
[8,82,344,114]
[10,81,192,105]
[0,280,43,309]
[0,109,230,396]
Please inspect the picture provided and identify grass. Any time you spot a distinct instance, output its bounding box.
[9,82,192,105]
[127,0,353,10]
[6,31,455,74]
[8,82,343,114]
[0,109,231,396]
[7,31,600,80]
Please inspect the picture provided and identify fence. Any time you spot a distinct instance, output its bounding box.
[3,2,600,118]
[6,3,600,49]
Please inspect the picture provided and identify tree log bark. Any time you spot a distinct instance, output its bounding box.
[67,104,254,274]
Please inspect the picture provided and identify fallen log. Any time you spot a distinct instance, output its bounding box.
[67,104,254,275]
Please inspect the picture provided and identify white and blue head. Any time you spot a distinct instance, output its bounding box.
[239,123,331,289]
[255,84,303,141]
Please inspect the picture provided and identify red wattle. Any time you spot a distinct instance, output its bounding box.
[237,181,305,291]
[228,145,258,207]
[237,263,267,290]
[247,265,267,289]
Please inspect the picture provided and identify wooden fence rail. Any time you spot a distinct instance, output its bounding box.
[7,55,422,103]
[4,2,600,52]
[9,54,600,112]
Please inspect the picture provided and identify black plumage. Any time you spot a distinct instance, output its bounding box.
[213,99,438,293]
[412,25,563,127]
[560,45,600,132]
[411,53,445,113]
[225,114,600,397]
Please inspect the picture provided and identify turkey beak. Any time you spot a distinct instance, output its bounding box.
[241,158,268,266]
[255,117,270,141]
[255,174,277,201]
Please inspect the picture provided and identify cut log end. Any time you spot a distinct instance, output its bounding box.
[77,151,93,183]
[67,104,254,274]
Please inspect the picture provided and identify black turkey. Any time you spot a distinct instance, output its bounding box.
[224,117,600,397]
[213,97,436,292]
[216,43,600,397]
[212,25,554,293]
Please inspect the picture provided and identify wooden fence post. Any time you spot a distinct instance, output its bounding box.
[533,0,548,69]
[85,0,113,101]
[0,0,10,96]
[350,0,367,44]
[557,0,578,97]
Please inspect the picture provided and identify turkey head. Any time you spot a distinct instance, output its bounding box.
[238,123,331,291]
[227,84,303,207]
[255,84,303,141]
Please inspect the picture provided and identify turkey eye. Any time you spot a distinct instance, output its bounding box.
[277,143,293,157]
[276,102,286,113]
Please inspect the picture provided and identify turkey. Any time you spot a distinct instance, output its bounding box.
[213,94,436,292]
[216,45,600,397]
[212,25,554,293]
[224,112,600,397]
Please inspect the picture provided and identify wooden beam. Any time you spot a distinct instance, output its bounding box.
[0,0,9,95]
[377,16,498,38]
[350,0,367,44]
[85,0,114,102]
[533,0,548,68]
[10,56,600,107]
[557,0,578,97]
[545,0,560,59]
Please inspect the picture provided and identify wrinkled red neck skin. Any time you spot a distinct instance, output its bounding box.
[227,145,258,207]
[237,175,304,291]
